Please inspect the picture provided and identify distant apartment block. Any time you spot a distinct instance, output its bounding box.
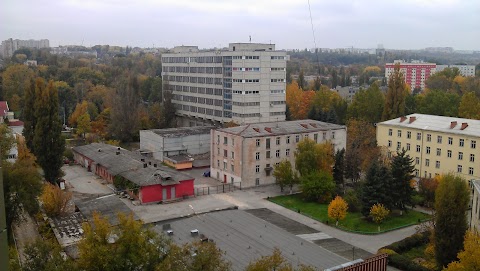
[436,64,476,77]
[210,120,346,188]
[161,43,289,126]
[0,38,49,58]
[377,114,480,181]
[385,60,436,90]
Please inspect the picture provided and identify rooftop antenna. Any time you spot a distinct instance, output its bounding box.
[249,36,252,43]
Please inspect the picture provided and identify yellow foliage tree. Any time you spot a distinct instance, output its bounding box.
[315,141,335,174]
[286,82,314,120]
[328,196,348,226]
[444,231,480,271]
[69,101,89,127]
[370,203,389,231]
[458,91,480,120]
[40,183,72,217]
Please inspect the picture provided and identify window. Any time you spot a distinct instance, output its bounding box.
[398,130,402,137]
[231,177,234,183]
[255,165,260,173]
[425,159,430,167]
[416,145,421,152]
[448,137,453,145]
[217,148,220,155]
[256,139,260,147]
[232,138,235,146]
[231,151,235,159]
[460,139,464,147]
[276,137,280,145]
[388,129,392,136]
[224,137,228,145]
[417,133,422,140]
[426,147,431,154]
[397,142,401,150]
[415,169,419,177]
[295,135,300,143]
[231,164,234,172]
[266,138,271,149]
[472,140,477,149]
[286,149,290,156]
[388,140,392,147]
[427,134,431,142]
[459,152,463,160]
[437,136,442,144]
[286,136,290,144]
[314,133,318,143]
[469,167,474,175]
[223,162,227,169]
[470,154,475,162]
[266,151,271,159]
[323,132,327,140]
[436,148,441,156]
[447,150,452,158]
[436,161,440,168]
[224,149,227,157]
[406,143,411,151]
[255,152,260,160]
[407,131,411,139]
[276,150,280,158]
[266,164,271,176]
[217,160,220,167]
[415,157,420,164]
[457,165,462,173]
[255,178,260,186]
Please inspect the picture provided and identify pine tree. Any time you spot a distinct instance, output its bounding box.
[33,79,65,183]
[382,64,408,120]
[390,150,415,212]
[333,149,345,194]
[23,79,37,153]
[298,70,305,90]
[361,160,393,217]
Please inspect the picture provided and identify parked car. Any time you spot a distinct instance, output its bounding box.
[203,170,210,177]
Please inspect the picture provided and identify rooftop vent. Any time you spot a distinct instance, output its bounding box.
[461,122,468,130]
[400,116,407,122]
[450,121,457,129]
[154,163,157,168]
[98,148,102,152]
[117,147,121,150]
[265,127,272,133]
[116,151,120,155]
[143,163,147,168]
[191,229,199,236]
[409,116,416,123]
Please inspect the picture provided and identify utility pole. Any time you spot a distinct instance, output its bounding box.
[0,153,10,271]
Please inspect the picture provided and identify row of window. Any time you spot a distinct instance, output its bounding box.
[271,79,285,83]
[388,141,476,162]
[271,101,286,105]
[232,67,260,71]
[270,89,285,94]
[169,84,223,96]
[233,55,260,60]
[232,101,260,106]
[270,112,285,116]
[388,129,477,149]
[270,67,286,71]
[232,79,260,83]
[232,112,261,118]
[164,75,223,85]
[173,95,224,106]
[254,132,335,148]
[163,66,224,74]
[162,56,223,63]
[176,104,225,117]
[420,160,475,175]
[232,90,260,95]
[254,149,291,160]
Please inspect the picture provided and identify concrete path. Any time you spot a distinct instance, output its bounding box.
[12,212,40,264]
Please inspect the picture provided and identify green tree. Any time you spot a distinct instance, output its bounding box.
[361,160,392,217]
[300,170,335,203]
[297,70,305,90]
[76,112,91,138]
[295,139,334,176]
[23,79,37,152]
[382,65,408,120]
[1,64,35,111]
[347,83,385,123]
[415,90,460,117]
[273,159,297,193]
[332,148,345,193]
[434,173,470,269]
[110,75,140,141]
[458,91,480,119]
[161,87,176,128]
[32,79,65,183]
[390,150,415,213]
[23,239,77,271]
[0,124,15,160]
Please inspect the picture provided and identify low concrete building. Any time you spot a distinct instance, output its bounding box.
[140,126,213,163]
[72,143,194,204]
[470,180,480,231]
[210,120,347,188]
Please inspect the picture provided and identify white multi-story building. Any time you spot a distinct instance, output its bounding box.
[210,120,347,188]
[161,43,289,126]
[436,65,476,77]
[0,38,49,58]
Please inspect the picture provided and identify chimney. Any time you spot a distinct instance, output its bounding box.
[143,163,147,168]
[400,116,407,122]
[265,127,272,133]
[409,116,416,123]
[117,147,121,150]
[460,122,468,130]
[450,121,457,129]
[116,151,120,155]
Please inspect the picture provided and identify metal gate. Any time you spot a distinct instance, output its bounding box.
[195,182,242,196]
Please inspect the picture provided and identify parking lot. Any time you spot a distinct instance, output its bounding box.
[186,167,223,188]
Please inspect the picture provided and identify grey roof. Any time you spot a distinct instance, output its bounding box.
[154,210,348,271]
[73,143,193,187]
[218,119,345,138]
[378,114,480,137]
[164,154,194,163]
[143,126,214,138]
[74,194,138,226]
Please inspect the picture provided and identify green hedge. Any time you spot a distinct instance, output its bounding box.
[381,231,431,271]
[388,254,431,271]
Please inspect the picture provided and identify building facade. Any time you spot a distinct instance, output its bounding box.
[470,180,480,231]
[0,38,49,58]
[161,43,288,126]
[210,120,347,188]
[377,114,480,180]
[436,64,476,77]
[385,60,436,90]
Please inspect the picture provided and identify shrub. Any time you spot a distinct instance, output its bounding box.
[344,190,362,212]
[377,248,397,256]
[383,231,430,253]
[388,254,431,271]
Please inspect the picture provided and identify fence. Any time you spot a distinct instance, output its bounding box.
[327,253,388,271]
[195,182,242,196]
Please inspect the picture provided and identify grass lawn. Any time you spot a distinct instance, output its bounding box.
[269,194,431,233]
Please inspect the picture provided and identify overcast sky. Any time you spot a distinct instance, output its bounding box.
[2,0,479,50]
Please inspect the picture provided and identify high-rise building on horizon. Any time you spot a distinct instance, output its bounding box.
[0,38,50,58]
[385,60,436,90]
[161,43,288,126]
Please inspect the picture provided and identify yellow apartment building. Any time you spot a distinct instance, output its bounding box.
[377,114,480,180]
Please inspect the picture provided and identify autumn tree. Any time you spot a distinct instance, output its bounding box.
[347,83,385,123]
[286,82,314,120]
[40,183,73,217]
[23,239,77,271]
[32,79,65,183]
[245,248,315,271]
[369,203,390,231]
[0,124,15,160]
[458,91,480,119]
[300,170,335,203]
[418,177,439,208]
[1,64,35,111]
[444,231,480,271]
[273,159,297,193]
[110,75,140,142]
[434,173,470,269]
[295,139,334,176]
[328,196,348,226]
[345,119,378,182]
[76,112,91,138]
[390,150,415,213]
[382,65,408,120]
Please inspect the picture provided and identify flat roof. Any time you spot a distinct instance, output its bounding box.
[74,194,138,226]
[217,119,345,138]
[143,126,214,138]
[154,210,347,270]
[378,114,480,137]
